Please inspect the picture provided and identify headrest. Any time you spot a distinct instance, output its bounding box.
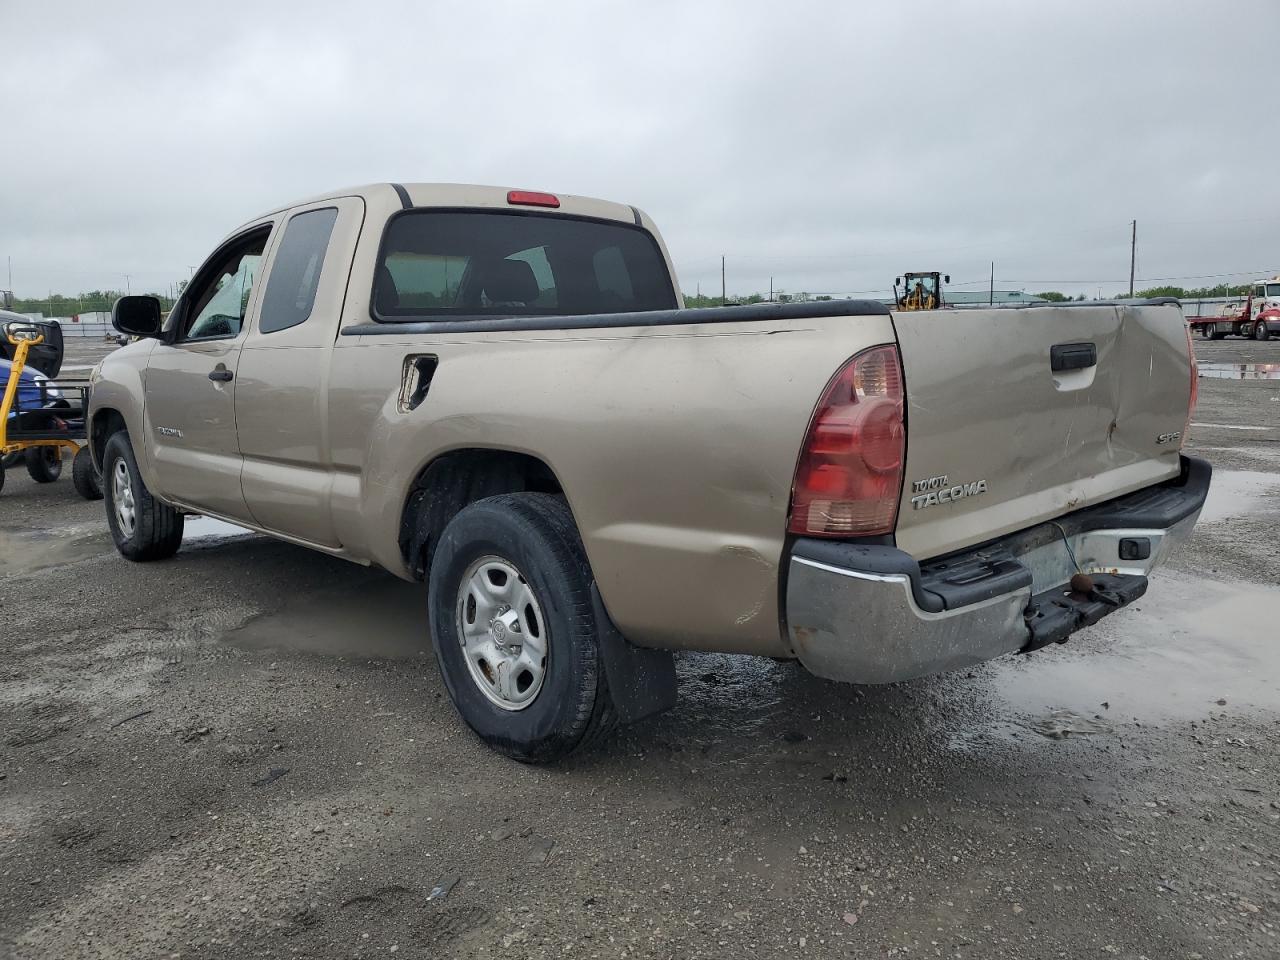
[375,265,400,313]
[483,259,539,305]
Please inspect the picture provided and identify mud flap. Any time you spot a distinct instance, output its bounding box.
[1023,572,1148,652]
[591,584,678,723]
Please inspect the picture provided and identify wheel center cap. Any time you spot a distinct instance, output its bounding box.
[491,619,507,642]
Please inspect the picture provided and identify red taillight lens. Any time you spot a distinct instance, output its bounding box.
[507,190,560,208]
[789,344,906,537]
[1182,321,1198,449]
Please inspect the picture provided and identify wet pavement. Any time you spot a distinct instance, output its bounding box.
[1198,362,1280,381]
[1,336,1278,958]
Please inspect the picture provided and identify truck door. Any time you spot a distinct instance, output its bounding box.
[143,224,272,521]
[234,197,366,547]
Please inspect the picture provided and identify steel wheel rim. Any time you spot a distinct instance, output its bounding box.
[112,459,136,537]
[455,555,548,711]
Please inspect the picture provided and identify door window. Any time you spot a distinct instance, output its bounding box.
[181,231,269,341]
[259,208,338,334]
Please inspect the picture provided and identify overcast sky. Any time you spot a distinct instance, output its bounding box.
[2,0,1277,302]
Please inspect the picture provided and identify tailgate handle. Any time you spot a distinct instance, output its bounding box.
[1050,342,1097,372]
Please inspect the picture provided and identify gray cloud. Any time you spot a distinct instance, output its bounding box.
[2,0,1276,301]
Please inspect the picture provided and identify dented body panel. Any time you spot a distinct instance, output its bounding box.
[892,303,1191,560]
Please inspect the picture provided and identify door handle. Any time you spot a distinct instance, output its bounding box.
[1050,342,1097,372]
[208,368,234,382]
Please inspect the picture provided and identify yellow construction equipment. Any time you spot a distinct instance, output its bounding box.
[893,271,949,311]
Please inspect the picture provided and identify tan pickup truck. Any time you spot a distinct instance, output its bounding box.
[91,183,1210,761]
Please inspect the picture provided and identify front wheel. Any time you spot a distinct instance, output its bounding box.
[26,447,62,483]
[1255,321,1272,341]
[427,493,616,762]
[103,431,184,561]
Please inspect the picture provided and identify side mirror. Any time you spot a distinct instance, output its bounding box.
[894,277,902,286]
[944,274,951,284]
[112,295,163,338]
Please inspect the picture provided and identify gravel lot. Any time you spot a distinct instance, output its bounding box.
[2,336,1278,959]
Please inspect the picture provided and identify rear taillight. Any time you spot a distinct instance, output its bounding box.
[789,344,906,537]
[1182,321,1198,449]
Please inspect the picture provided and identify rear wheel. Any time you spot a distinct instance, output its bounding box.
[72,445,103,500]
[25,447,63,483]
[427,493,616,762]
[1255,320,1272,341]
[1199,323,1214,340]
[103,431,184,561]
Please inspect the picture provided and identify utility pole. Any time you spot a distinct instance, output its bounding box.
[721,256,726,305]
[769,277,773,302]
[989,262,994,306]
[1128,220,1136,298]
[123,274,132,295]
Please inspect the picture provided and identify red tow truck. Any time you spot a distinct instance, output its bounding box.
[1187,277,1280,341]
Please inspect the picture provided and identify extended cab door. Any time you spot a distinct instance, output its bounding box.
[234,197,365,547]
[143,224,273,521]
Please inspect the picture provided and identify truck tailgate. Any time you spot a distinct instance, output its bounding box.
[891,302,1192,560]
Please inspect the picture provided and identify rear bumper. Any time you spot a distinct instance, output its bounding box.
[784,455,1211,684]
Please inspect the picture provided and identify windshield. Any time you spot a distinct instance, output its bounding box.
[373,211,676,320]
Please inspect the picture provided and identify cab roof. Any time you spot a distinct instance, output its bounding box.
[258,183,642,227]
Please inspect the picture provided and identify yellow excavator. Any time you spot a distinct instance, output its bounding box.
[893,271,949,311]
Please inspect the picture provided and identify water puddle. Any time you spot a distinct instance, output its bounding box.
[1191,422,1270,431]
[0,524,109,576]
[992,573,1280,723]
[222,575,427,660]
[1196,469,1280,523]
[1197,362,1280,380]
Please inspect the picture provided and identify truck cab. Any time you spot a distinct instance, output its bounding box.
[1249,277,1280,339]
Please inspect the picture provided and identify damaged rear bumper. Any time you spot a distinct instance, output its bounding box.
[784,455,1211,684]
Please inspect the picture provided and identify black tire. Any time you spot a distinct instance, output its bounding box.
[102,431,184,561]
[25,447,63,483]
[1199,323,1214,340]
[1255,321,1271,341]
[72,445,103,500]
[428,493,616,762]
[0,462,5,495]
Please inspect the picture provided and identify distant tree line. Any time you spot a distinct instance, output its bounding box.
[683,291,834,308]
[7,289,179,317]
[6,281,1251,319]
[1034,283,1249,302]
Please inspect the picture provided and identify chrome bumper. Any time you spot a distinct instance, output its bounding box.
[785,458,1208,685]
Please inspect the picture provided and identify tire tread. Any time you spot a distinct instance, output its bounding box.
[103,431,183,561]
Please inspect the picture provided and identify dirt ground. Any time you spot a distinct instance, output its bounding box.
[1,335,1278,959]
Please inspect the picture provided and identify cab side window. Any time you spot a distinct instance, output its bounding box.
[259,208,338,334]
[181,231,269,341]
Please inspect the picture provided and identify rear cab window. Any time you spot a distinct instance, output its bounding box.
[372,211,676,320]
